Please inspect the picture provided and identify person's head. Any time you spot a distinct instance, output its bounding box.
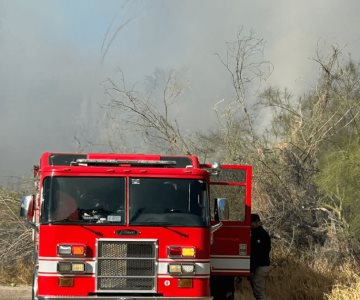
[251,213,261,229]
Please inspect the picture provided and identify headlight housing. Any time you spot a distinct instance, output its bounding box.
[57,244,87,256]
[57,262,85,273]
[168,263,195,275]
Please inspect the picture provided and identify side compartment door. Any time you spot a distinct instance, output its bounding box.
[205,164,252,276]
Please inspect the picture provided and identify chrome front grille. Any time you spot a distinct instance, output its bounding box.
[96,239,157,292]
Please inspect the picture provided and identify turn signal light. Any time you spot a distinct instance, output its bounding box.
[58,244,87,256]
[181,247,195,257]
[72,245,86,256]
[168,246,196,258]
[168,246,182,257]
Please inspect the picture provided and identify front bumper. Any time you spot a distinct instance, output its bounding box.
[38,297,212,300]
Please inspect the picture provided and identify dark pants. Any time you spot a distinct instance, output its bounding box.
[250,266,270,300]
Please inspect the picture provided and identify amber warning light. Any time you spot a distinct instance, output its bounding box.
[168,246,196,258]
[57,244,86,256]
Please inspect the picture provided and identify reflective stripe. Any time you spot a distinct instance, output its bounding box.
[38,259,210,276]
[39,256,95,261]
[211,257,250,270]
[38,260,95,274]
[158,262,210,275]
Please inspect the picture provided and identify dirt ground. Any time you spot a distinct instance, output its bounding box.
[0,285,31,300]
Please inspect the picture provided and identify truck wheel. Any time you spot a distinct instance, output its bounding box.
[32,269,38,300]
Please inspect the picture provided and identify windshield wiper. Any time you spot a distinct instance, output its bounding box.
[81,225,103,237]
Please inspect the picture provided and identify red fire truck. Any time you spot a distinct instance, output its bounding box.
[20,152,252,300]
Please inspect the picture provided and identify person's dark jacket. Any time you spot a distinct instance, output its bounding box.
[250,226,271,273]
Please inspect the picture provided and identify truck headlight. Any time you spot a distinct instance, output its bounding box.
[181,264,195,274]
[168,264,182,274]
[57,262,72,273]
[71,263,85,272]
[57,262,85,273]
[168,263,195,275]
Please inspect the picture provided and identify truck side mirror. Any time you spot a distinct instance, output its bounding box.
[20,195,35,222]
[214,197,229,221]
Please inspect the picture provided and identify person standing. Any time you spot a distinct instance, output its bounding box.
[250,213,271,300]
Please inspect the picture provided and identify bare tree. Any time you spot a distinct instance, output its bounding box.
[215,29,273,147]
[103,69,195,154]
[256,46,360,259]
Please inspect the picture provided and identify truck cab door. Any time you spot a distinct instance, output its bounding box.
[202,164,252,276]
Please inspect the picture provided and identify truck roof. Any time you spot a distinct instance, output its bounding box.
[37,152,206,178]
[41,152,199,167]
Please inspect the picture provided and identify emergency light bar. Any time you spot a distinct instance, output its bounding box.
[70,159,177,167]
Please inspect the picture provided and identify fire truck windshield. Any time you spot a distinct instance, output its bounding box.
[129,178,209,227]
[41,177,126,224]
[41,177,209,227]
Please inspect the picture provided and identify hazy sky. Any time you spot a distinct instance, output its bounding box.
[0,0,359,184]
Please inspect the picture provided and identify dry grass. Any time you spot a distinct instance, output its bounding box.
[327,280,360,300]
[326,266,360,300]
[0,260,33,285]
[0,188,34,286]
[235,246,360,300]
[235,260,333,300]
